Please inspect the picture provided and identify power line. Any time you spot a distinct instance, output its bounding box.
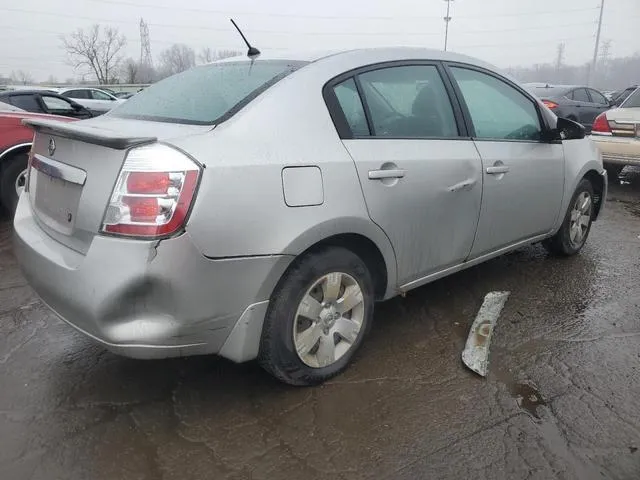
[0,7,600,37]
[82,0,599,21]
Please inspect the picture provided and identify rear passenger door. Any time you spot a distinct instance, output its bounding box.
[326,63,483,286]
[447,65,564,257]
[570,88,593,126]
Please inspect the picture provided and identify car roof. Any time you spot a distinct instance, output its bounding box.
[213,47,499,71]
[0,89,58,96]
[60,87,103,91]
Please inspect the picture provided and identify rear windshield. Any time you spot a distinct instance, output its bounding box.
[529,86,570,98]
[621,88,640,108]
[110,60,307,125]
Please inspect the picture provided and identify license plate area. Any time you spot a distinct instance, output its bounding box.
[29,163,83,236]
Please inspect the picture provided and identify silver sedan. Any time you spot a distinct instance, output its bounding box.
[14,47,606,385]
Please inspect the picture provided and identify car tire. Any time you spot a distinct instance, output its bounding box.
[0,152,28,216]
[543,178,595,256]
[258,247,374,386]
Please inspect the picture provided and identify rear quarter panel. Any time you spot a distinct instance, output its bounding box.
[172,56,399,297]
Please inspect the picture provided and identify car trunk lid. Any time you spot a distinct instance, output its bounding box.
[24,118,211,254]
[605,108,640,138]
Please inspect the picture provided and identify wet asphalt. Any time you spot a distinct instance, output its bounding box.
[1,170,639,480]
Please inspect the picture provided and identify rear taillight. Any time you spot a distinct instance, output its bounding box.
[101,143,201,238]
[591,113,611,134]
[542,100,559,109]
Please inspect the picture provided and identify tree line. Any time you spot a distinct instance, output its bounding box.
[60,24,240,85]
[507,54,640,91]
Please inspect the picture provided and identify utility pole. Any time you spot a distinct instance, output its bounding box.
[588,0,605,86]
[555,42,565,82]
[443,0,453,51]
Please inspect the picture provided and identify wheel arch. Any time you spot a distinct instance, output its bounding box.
[280,218,398,301]
[0,143,31,164]
[583,169,605,220]
[0,143,31,204]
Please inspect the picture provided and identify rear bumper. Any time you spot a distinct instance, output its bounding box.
[13,195,292,361]
[591,135,640,166]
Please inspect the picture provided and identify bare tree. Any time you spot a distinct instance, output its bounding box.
[121,58,139,84]
[198,47,241,64]
[159,44,196,76]
[216,49,241,60]
[10,70,34,85]
[198,47,214,64]
[63,25,126,84]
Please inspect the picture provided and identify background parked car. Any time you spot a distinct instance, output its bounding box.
[591,86,640,178]
[0,90,93,120]
[525,84,612,132]
[59,87,125,115]
[609,85,639,107]
[0,107,77,214]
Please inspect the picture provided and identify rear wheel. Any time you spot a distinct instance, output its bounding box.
[544,178,594,256]
[0,153,28,216]
[258,247,374,386]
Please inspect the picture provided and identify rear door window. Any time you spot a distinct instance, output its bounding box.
[41,95,77,114]
[621,88,640,108]
[332,78,370,136]
[571,89,590,102]
[111,60,306,124]
[356,65,459,138]
[9,95,43,112]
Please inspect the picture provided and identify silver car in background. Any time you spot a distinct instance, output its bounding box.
[58,87,125,115]
[14,48,606,385]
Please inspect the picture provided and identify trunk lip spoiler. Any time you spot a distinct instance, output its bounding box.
[23,118,157,150]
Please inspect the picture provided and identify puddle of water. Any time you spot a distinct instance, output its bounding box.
[509,382,547,420]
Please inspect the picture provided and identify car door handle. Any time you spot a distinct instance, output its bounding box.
[368,169,406,180]
[486,165,510,175]
[448,178,477,192]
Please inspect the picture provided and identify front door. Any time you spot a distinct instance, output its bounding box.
[447,66,565,258]
[329,64,483,285]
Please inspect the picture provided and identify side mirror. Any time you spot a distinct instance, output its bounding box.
[556,117,586,140]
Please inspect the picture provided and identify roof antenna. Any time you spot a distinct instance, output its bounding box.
[230,19,260,57]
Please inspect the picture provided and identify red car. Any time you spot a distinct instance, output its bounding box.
[0,102,77,214]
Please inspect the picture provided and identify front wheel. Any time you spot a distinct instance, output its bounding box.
[544,178,594,256]
[258,247,374,386]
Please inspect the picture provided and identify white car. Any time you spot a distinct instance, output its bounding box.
[59,87,124,114]
[591,87,640,177]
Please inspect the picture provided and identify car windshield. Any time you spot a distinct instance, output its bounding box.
[110,60,307,125]
[621,88,640,108]
[529,86,570,98]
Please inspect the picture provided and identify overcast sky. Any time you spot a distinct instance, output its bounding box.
[1,0,638,81]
